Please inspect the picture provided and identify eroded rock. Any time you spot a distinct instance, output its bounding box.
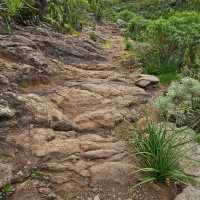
[135,74,159,88]
[175,186,200,200]
[0,163,13,188]
[0,25,156,199]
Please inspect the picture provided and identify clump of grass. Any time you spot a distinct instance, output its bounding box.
[195,133,200,144]
[89,31,98,42]
[89,0,104,22]
[0,183,14,199]
[1,0,24,32]
[124,38,133,51]
[133,122,191,186]
[31,170,43,180]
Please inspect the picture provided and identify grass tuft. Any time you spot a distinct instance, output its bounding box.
[133,122,191,186]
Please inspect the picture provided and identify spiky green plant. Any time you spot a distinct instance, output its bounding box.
[133,122,191,186]
[89,0,104,22]
[0,0,40,32]
[46,0,89,32]
[0,0,24,32]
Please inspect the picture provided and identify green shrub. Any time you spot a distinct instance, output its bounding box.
[133,0,200,18]
[126,11,200,79]
[0,0,45,32]
[195,133,200,144]
[46,0,89,32]
[116,10,136,22]
[155,77,200,131]
[158,73,180,85]
[127,14,149,41]
[0,183,14,199]
[88,0,104,22]
[124,38,133,51]
[146,11,200,70]
[0,0,24,32]
[134,122,191,185]
[89,31,98,41]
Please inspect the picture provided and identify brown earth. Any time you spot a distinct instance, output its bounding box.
[0,24,176,200]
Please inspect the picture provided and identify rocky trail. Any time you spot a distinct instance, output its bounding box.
[0,24,176,200]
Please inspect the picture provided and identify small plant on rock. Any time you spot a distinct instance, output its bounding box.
[89,31,98,42]
[0,183,14,200]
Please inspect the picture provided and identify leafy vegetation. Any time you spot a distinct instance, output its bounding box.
[0,0,108,32]
[123,11,200,82]
[89,0,104,22]
[89,31,98,41]
[195,133,200,144]
[31,170,43,179]
[0,183,14,199]
[155,77,200,132]
[134,122,191,185]
[146,12,200,70]
[100,1,199,83]
[46,0,89,32]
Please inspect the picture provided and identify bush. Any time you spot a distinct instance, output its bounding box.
[127,14,149,41]
[133,0,200,18]
[124,38,133,51]
[195,132,200,144]
[116,10,136,22]
[89,31,98,41]
[1,0,101,32]
[89,0,105,22]
[0,0,24,31]
[46,0,89,32]
[0,0,47,32]
[125,11,200,80]
[155,77,200,131]
[146,11,200,70]
[134,122,190,185]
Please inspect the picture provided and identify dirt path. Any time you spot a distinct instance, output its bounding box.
[0,24,173,200]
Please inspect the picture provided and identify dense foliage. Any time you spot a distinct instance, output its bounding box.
[124,11,200,81]
[100,1,198,83]
[0,0,109,32]
[46,0,89,32]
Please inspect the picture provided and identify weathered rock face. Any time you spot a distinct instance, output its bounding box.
[8,128,134,199]
[0,163,13,188]
[175,186,200,200]
[0,25,160,199]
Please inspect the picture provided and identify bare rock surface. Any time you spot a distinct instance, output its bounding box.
[175,186,200,200]
[0,25,163,199]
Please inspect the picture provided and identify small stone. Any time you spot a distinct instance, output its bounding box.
[38,187,51,195]
[135,74,159,88]
[94,195,100,200]
[47,193,57,200]
[0,105,15,119]
[0,75,9,85]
